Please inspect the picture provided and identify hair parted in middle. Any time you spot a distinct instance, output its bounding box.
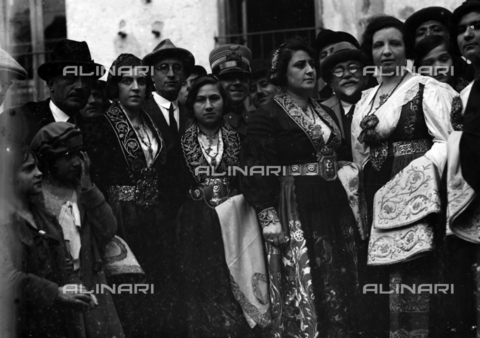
[105,53,154,101]
[360,15,415,66]
[269,36,319,88]
[185,74,233,119]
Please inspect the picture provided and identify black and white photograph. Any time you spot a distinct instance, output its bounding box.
[0,0,479,337]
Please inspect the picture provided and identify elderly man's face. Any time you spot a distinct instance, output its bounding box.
[415,20,449,45]
[153,57,186,101]
[48,73,93,116]
[329,60,367,104]
[249,75,279,108]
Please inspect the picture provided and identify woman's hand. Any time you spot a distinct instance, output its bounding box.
[56,284,98,312]
[263,220,287,246]
[78,151,93,191]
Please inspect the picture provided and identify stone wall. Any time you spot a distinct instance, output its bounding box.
[66,0,218,74]
[320,0,464,41]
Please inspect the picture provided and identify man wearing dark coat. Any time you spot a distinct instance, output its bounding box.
[0,39,104,145]
[142,39,195,337]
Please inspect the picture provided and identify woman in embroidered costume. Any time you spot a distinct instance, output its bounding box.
[0,143,102,338]
[83,54,168,336]
[351,16,460,337]
[241,37,365,338]
[176,75,270,337]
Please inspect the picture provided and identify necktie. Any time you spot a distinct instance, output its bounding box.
[346,105,355,124]
[168,103,179,136]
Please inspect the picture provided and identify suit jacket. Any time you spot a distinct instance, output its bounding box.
[0,99,85,145]
[143,96,188,219]
[321,96,353,162]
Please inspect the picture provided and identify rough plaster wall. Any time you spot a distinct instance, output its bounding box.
[66,0,218,75]
[322,0,464,42]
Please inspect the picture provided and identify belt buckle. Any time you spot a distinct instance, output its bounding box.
[203,178,230,208]
[318,154,337,181]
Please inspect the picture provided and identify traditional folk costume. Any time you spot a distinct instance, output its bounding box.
[177,122,270,337]
[84,101,168,336]
[242,91,365,338]
[352,73,459,337]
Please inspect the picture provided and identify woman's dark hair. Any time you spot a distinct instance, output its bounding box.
[105,53,154,101]
[414,35,460,68]
[185,75,232,119]
[360,15,414,66]
[270,36,319,87]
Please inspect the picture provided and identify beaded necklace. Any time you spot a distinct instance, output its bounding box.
[366,72,407,116]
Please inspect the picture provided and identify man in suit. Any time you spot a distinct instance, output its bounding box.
[142,39,195,337]
[0,39,104,145]
[209,44,254,138]
[321,41,369,161]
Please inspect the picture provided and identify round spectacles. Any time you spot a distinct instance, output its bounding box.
[155,63,184,74]
[332,64,361,78]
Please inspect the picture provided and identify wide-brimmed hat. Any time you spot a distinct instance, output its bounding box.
[313,29,360,54]
[209,44,252,76]
[37,39,105,81]
[0,48,27,79]
[404,7,452,42]
[321,42,368,82]
[142,39,195,76]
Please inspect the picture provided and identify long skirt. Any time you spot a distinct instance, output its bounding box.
[109,200,182,337]
[362,153,433,338]
[268,175,362,338]
[176,198,258,338]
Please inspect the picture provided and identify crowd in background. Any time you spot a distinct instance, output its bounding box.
[0,1,480,337]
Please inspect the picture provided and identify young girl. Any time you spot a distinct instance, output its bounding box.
[0,143,95,338]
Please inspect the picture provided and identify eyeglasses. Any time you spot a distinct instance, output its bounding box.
[458,21,480,35]
[331,64,361,78]
[155,63,184,74]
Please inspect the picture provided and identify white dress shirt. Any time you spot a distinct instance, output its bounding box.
[152,92,179,130]
[49,100,71,122]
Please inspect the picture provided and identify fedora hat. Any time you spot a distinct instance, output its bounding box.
[0,47,27,79]
[209,44,252,76]
[313,29,360,54]
[37,39,105,81]
[142,39,195,76]
[321,41,368,82]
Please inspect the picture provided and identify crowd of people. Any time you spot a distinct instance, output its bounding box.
[0,1,480,337]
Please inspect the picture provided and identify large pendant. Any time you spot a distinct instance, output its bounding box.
[319,154,337,181]
[311,124,323,139]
